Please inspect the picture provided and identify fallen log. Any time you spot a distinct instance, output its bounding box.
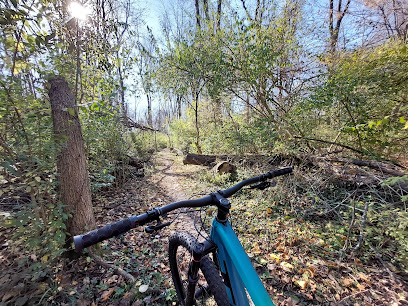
[183,153,218,166]
[182,153,268,166]
[212,161,237,175]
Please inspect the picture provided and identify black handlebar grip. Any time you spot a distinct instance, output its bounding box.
[74,218,133,252]
[266,167,293,179]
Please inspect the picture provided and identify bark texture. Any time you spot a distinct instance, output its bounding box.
[49,76,96,236]
[183,153,217,166]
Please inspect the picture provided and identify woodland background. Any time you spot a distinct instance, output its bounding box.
[0,0,407,304]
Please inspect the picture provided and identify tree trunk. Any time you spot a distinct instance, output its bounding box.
[203,0,210,21]
[195,0,201,29]
[147,93,153,127]
[176,95,182,119]
[194,90,202,154]
[329,0,351,54]
[116,51,127,115]
[216,0,222,31]
[48,76,96,237]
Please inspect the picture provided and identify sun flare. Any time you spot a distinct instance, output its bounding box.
[68,2,91,20]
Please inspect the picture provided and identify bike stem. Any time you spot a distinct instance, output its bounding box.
[212,192,231,224]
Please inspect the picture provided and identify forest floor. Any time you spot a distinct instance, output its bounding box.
[1,149,408,305]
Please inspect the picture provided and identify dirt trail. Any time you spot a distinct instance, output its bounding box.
[148,149,206,236]
[149,149,190,202]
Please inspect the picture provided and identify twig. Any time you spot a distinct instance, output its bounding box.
[293,136,365,155]
[352,201,369,251]
[367,243,397,282]
[342,199,356,254]
[328,130,342,153]
[338,289,370,303]
[90,253,136,283]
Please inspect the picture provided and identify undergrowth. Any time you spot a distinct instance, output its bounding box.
[193,164,408,303]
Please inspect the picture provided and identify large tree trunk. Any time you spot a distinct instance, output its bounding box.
[49,76,96,237]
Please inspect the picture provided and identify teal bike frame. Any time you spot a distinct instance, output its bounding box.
[74,168,292,305]
[210,219,274,306]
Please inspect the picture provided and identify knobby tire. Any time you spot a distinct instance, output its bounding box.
[168,231,229,306]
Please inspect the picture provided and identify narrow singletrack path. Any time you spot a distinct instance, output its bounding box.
[148,148,207,237]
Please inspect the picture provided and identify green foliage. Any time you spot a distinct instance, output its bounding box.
[381,175,408,202]
[128,130,168,156]
[310,39,408,157]
[367,205,408,272]
[0,3,143,302]
[170,103,279,154]
[7,201,69,263]
[169,117,197,152]
[197,170,234,186]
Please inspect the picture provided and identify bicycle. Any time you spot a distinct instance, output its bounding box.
[74,167,293,305]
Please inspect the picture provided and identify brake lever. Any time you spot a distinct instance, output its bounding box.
[145,221,172,234]
[249,181,276,190]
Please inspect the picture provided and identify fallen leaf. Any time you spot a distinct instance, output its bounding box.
[341,278,354,287]
[252,242,262,255]
[269,253,280,262]
[356,283,365,290]
[101,287,115,302]
[2,290,18,302]
[280,262,294,271]
[358,272,372,285]
[296,279,307,290]
[335,293,341,300]
[15,296,29,306]
[267,263,276,271]
[308,266,316,277]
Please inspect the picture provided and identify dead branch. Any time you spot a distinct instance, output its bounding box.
[122,116,159,132]
[90,253,135,283]
[328,157,407,176]
[293,136,364,155]
[352,201,369,251]
[368,244,397,283]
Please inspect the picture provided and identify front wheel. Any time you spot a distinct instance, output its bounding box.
[168,231,229,306]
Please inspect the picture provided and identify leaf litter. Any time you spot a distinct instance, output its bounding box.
[0,149,407,305]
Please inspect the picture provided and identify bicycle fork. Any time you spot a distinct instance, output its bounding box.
[185,240,217,306]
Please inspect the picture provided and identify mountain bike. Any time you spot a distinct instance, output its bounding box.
[74,167,293,305]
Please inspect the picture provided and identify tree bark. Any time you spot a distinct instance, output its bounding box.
[147,93,153,127]
[203,0,210,21]
[116,51,127,115]
[176,95,182,119]
[48,76,96,236]
[329,0,351,53]
[183,153,217,165]
[195,0,201,29]
[194,90,202,154]
[216,0,222,31]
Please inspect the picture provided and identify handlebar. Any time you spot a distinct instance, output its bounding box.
[73,167,292,251]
